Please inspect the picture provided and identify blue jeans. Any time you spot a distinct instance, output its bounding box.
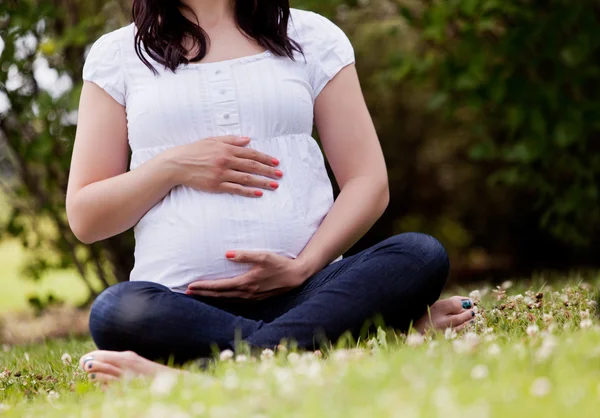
[89,233,449,362]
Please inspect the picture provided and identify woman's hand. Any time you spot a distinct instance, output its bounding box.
[186,251,310,300]
[162,136,283,198]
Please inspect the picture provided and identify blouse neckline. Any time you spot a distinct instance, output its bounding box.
[178,50,273,70]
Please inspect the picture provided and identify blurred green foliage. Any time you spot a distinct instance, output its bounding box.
[0,0,599,302]
[397,0,600,245]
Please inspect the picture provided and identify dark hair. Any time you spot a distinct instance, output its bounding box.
[132,0,302,73]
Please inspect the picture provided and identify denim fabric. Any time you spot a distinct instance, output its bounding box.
[89,233,449,362]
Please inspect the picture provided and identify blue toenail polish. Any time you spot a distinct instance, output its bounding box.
[462,300,472,309]
[472,311,475,317]
[88,363,93,369]
[91,373,96,379]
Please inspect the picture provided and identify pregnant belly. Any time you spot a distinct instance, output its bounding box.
[129,135,334,291]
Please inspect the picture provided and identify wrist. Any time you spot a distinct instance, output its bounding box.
[156,147,184,187]
[293,256,321,284]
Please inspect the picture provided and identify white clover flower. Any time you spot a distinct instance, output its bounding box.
[465,332,480,346]
[501,280,513,289]
[530,377,552,397]
[452,339,469,354]
[514,294,524,301]
[297,361,322,379]
[426,340,439,357]
[260,349,274,361]
[219,349,234,362]
[46,390,59,400]
[487,344,501,356]
[469,290,481,300]
[222,370,239,390]
[543,313,554,323]
[471,365,489,380]
[235,354,248,363]
[580,319,593,329]
[526,325,539,336]
[483,327,494,335]
[332,349,351,361]
[2,345,10,353]
[444,328,457,340]
[580,309,591,319]
[484,334,497,342]
[61,353,72,366]
[406,333,425,347]
[150,372,178,396]
[535,335,557,362]
[287,352,300,363]
[313,350,323,358]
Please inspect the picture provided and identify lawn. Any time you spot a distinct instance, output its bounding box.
[0,240,89,312]
[0,278,598,417]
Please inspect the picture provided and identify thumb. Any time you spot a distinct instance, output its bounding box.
[216,135,251,146]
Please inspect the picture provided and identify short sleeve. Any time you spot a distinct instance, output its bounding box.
[294,11,355,98]
[82,32,126,106]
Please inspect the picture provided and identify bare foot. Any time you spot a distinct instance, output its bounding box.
[414,296,476,334]
[79,350,179,383]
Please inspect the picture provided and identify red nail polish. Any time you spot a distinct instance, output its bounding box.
[272,158,280,166]
[275,170,283,178]
[254,190,263,197]
[270,182,279,189]
[226,251,236,259]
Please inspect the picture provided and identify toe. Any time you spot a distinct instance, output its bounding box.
[89,372,118,384]
[86,360,122,378]
[447,309,475,328]
[447,296,473,313]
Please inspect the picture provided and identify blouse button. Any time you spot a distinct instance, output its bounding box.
[220,89,226,95]
[223,113,230,120]
[215,69,221,75]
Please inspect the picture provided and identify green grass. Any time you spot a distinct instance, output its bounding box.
[0,191,88,312]
[0,240,89,312]
[0,278,599,417]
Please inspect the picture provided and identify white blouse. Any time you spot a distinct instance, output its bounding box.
[82,9,355,292]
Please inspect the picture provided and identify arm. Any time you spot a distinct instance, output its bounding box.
[67,82,282,244]
[295,63,389,278]
[66,82,176,244]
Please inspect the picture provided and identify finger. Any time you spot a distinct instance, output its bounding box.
[229,157,282,180]
[225,250,271,265]
[187,276,248,292]
[223,170,279,190]
[214,135,251,146]
[217,182,264,198]
[89,372,118,383]
[232,146,280,168]
[84,360,122,378]
[186,290,254,299]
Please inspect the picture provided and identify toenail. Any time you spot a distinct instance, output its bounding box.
[471,311,475,317]
[88,363,93,369]
[462,299,473,309]
[90,373,96,379]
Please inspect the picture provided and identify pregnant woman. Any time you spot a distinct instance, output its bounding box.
[67,0,475,382]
